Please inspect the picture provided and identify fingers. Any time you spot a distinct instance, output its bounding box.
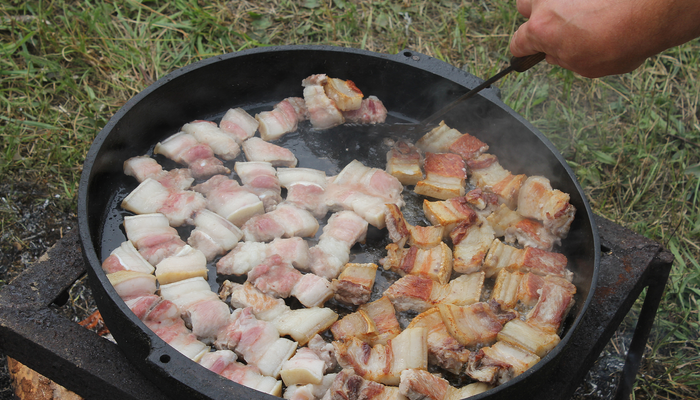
[509,23,540,57]
[516,0,533,18]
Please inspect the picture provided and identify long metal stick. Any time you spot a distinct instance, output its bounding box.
[422,52,546,127]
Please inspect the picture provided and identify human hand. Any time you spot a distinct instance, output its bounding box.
[510,0,700,78]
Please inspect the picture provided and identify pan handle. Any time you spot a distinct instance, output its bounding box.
[511,52,546,72]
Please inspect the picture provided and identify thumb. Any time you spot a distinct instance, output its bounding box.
[510,23,540,57]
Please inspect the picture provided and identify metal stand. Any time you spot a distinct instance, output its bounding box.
[0,214,673,400]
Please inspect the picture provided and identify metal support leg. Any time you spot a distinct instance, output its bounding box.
[615,250,674,400]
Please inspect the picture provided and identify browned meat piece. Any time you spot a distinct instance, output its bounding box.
[386,140,424,186]
[407,308,470,374]
[465,341,540,385]
[414,152,467,200]
[332,263,378,306]
[381,242,452,284]
[438,301,517,348]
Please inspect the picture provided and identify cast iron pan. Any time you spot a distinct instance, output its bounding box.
[78,45,600,400]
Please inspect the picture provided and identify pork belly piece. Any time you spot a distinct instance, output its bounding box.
[182,120,241,161]
[398,369,491,400]
[278,167,328,188]
[131,296,191,338]
[438,302,517,348]
[123,155,194,190]
[330,309,376,346]
[325,369,405,400]
[272,307,339,346]
[381,242,453,284]
[154,245,208,285]
[281,347,326,386]
[414,152,467,200]
[422,196,477,236]
[359,296,402,346]
[302,74,345,129]
[219,107,259,144]
[517,272,545,307]
[193,175,264,227]
[286,183,329,219]
[481,239,523,278]
[140,299,211,362]
[278,167,329,218]
[497,319,561,358]
[235,161,282,211]
[220,280,338,345]
[463,187,500,212]
[284,373,337,400]
[517,175,576,238]
[334,327,428,386]
[242,137,298,167]
[342,95,388,125]
[309,211,369,279]
[324,186,389,229]
[450,216,495,274]
[187,209,243,262]
[448,131,489,161]
[221,281,290,321]
[217,237,310,276]
[384,204,444,249]
[102,241,155,275]
[248,255,303,298]
[159,277,231,342]
[324,77,363,111]
[121,178,206,227]
[331,296,401,346]
[385,273,484,313]
[415,121,464,154]
[525,276,576,333]
[482,239,572,280]
[486,204,559,250]
[125,294,211,362]
[199,349,238,374]
[154,132,230,179]
[308,334,338,373]
[467,154,526,209]
[242,204,319,242]
[123,213,187,265]
[384,203,411,248]
[256,97,306,141]
[292,272,335,308]
[408,225,445,249]
[480,270,545,313]
[219,361,283,396]
[249,266,332,309]
[465,341,540,385]
[326,159,405,228]
[386,141,424,186]
[108,271,157,300]
[215,307,297,378]
[332,263,378,306]
[490,269,526,310]
[407,308,470,374]
[519,246,571,279]
[415,122,489,161]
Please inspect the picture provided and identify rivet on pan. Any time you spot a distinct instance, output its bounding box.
[412,55,420,61]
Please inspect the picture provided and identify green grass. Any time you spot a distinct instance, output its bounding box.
[1,0,699,398]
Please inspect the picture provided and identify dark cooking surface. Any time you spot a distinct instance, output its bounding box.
[78,46,599,400]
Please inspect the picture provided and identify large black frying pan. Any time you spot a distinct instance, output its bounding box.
[78,45,600,400]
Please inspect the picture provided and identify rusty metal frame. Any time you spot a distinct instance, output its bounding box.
[0,215,673,399]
